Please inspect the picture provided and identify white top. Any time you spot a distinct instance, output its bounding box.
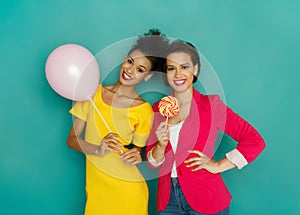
[168,121,184,177]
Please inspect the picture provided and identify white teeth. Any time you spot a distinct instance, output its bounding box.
[124,72,132,80]
[174,80,185,85]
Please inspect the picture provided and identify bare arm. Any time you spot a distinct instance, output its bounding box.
[67,117,123,156]
[185,150,236,174]
[66,117,99,155]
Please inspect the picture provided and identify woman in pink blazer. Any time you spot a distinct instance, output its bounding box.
[146,40,266,215]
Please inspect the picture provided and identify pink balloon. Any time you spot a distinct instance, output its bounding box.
[45,44,100,101]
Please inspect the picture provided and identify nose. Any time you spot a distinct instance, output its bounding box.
[174,68,181,78]
[126,65,134,74]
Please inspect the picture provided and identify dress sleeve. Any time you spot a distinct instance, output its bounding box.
[212,95,266,168]
[69,100,90,122]
[132,103,154,147]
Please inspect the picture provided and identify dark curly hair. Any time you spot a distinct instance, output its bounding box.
[128,28,169,72]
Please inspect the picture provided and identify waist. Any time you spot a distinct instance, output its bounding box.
[171,177,179,185]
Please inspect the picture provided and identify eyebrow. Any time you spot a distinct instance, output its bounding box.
[167,62,191,66]
[128,56,134,62]
[128,55,148,70]
[139,65,147,70]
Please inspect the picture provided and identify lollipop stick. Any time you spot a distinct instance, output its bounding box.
[88,96,111,132]
[88,96,123,154]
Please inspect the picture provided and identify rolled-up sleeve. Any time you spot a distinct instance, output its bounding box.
[147,148,165,166]
[226,148,248,169]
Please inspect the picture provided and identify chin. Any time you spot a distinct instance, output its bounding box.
[172,84,193,92]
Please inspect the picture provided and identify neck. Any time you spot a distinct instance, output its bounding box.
[174,87,193,104]
[111,82,137,96]
[169,87,193,124]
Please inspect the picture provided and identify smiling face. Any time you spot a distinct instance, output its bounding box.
[119,50,153,86]
[166,52,198,93]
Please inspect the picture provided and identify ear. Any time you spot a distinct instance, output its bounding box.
[193,64,199,76]
[144,72,154,82]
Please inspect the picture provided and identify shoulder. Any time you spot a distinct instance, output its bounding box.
[100,84,112,96]
[97,84,103,90]
[207,94,222,104]
[132,102,153,115]
[192,88,221,104]
[130,103,153,125]
[193,91,226,113]
[93,84,103,97]
[141,102,153,112]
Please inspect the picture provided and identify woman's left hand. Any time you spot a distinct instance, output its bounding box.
[120,147,142,166]
[184,150,220,174]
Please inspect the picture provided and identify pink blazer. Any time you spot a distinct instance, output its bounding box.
[146,88,266,214]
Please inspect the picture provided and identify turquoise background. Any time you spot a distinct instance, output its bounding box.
[1,0,299,214]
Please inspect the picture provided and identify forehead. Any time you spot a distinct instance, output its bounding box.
[167,52,192,65]
[128,50,148,60]
[129,50,152,66]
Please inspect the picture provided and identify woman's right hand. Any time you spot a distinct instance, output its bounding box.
[96,133,123,156]
[155,121,169,148]
[150,121,169,164]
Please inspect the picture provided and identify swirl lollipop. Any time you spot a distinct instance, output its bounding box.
[158,96,179,122]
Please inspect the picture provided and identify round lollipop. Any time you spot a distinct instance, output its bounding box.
[158,96,179,121]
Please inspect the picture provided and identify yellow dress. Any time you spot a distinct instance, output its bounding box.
[69,85,153,215]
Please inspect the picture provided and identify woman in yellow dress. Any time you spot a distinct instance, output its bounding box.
[66,29,168,215]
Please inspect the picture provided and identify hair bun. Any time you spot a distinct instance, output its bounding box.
[144,28,165,36]
[128,28,169,72]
